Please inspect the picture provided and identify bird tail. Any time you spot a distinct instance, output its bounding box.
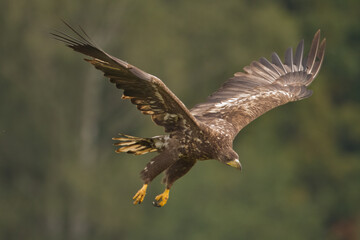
[112,134,163,155]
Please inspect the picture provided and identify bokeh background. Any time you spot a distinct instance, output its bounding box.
[1,0,359,239]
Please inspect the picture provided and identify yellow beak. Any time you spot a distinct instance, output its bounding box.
[226,159,242,170]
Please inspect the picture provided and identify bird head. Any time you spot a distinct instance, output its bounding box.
[219,150,242,171]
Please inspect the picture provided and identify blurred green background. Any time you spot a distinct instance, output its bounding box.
[1,0,359,239]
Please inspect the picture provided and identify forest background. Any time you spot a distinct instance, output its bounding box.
[1,0,359,239]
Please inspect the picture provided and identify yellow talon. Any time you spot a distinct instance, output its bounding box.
[153,188,170,207]
[133,184,148,205]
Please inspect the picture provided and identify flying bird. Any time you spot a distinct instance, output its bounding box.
[52,23,326,207]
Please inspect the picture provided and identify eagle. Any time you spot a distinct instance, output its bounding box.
[52,23,326,207]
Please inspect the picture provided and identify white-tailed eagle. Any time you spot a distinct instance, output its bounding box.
[52,22,326,207]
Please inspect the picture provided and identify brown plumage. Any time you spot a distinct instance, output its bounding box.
[52,22,326,207]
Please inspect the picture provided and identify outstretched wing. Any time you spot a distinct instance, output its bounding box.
[52,22,200,133]
[191,30,326,139]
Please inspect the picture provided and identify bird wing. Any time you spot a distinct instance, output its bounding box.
[191,30,326,139]
[52,22,200,133]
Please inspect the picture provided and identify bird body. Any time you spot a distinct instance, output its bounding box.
[53,22,326,207]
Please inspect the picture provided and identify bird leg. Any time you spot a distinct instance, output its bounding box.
[133,184,148,205]
[153,188,170,207]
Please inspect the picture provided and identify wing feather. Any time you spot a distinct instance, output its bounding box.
[52,22,200,133]
[191,30,326,139]
[308,38,326,82]
[306,30,320,73]
[271,52,287,74]
[284,47,294,71]
[294,39,304,71]
[259,57,281,77]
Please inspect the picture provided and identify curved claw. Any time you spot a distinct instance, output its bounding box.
[152,188,170,207]
[133,184,148,205]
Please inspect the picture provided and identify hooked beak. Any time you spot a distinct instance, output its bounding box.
[226,159,242,171]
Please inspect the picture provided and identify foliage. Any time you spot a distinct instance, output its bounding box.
[0,0,359,239]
